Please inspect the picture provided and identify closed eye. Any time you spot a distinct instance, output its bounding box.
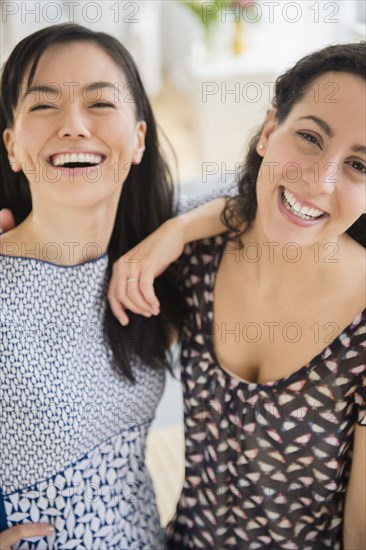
[297,131,322,149]
[30,104,55,112]
[91,102,114,108]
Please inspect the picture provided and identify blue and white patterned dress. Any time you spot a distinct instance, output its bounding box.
[0,253,165,549]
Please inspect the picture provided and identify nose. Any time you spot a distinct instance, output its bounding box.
[58,107,91,139]
[304,159,339,195]
[319,160,339,194]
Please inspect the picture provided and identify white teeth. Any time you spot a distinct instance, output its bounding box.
[51,152,103,167]
[283,188,325,220]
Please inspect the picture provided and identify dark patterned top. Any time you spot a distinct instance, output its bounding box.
[166,235,366,550]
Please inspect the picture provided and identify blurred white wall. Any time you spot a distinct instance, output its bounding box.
[160,1,365,166]
[0,0,162,97]
[1,0,364,98]
[162,0,364,92]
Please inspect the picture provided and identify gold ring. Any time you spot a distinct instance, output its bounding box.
[126,277,139,284]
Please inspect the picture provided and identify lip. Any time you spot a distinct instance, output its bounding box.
[48,165,103,178]
[278,187,329,227]
[282,186,329,214]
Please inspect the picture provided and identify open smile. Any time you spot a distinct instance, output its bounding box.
[48,151,106,169]
[278,186,330,226]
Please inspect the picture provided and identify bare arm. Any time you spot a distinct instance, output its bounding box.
[0,524,55,549]
[108,197,227,325]
[343,423,366,549]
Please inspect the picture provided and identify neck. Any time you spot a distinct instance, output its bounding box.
[3,202,118,266]
[240,223,346,293]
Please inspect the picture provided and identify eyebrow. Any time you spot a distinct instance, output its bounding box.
[297,115,334,138]
[84,81,120,98]
[352,144,366,155]
[23,84,59,100]
[22,81,120,101]
[297,115,366,155]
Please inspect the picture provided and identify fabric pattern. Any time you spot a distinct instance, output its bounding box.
[167,235,366,550]
[0,254,165,549]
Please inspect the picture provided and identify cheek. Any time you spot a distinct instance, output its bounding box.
[16,119,48,153]
[257,157,284,192]
[103,112,139,151]
[341,187,366,218]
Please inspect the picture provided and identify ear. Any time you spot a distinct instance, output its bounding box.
[131,121,147,165]
[3,128,21,172]
[256,109,277,157]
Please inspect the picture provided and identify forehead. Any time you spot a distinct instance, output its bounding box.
[26,41,127,88]
[285,72,366,135]
[291,71,365,113]
[302,72,365,105]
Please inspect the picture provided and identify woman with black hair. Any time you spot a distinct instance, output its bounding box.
[109,43,366,549]
[0,23,228,549]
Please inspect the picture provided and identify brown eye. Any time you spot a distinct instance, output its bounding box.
[347,160,366,174]
[297,131,322,149]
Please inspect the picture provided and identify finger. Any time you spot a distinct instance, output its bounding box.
[112,259,153,316]
[115,267,155,316]
[118,286,152,317]
[139,272,160,313]
[0,523,55,547]
[110,269,153,319]
[0,208,15,233]
[114,276,153,317]
[126,281,156,315]
[108,275,130,326]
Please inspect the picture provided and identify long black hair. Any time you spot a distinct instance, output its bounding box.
[222,42,366,248]
[0,23,184,380]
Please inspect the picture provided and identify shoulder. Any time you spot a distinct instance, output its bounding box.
[0,253,38,291]
[343,234,365,273]
[335,235,366,316]
[0,224,29,258]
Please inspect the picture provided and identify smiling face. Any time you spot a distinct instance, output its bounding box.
[254,72,366,247]
[3,41,146,210]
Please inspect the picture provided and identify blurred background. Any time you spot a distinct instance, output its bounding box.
[1,1,365,187]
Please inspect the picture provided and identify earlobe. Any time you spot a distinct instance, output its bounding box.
[256,109,277,156]
[132,121,147,165]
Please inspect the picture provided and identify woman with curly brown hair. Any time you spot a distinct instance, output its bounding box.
[109,43,366,549]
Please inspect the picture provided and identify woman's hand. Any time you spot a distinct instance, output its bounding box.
[108,217,186,325]
[108,197,228,325]
[0,209,15,233]
[0,523,55,549]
